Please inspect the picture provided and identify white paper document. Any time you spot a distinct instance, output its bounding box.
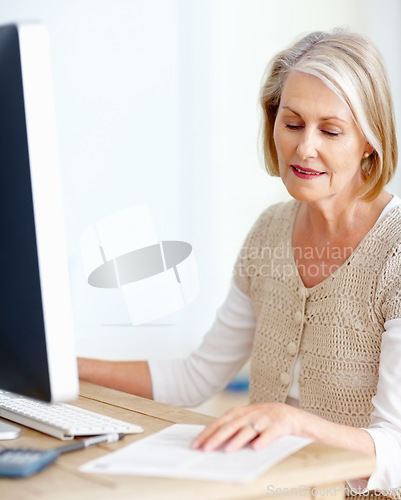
[80,424,311,483]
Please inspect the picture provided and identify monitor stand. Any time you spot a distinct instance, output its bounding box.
[0,420,21,440]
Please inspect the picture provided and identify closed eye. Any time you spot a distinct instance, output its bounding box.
[285,124,341,136]
[322,130,340,137]
[285,124,302,131]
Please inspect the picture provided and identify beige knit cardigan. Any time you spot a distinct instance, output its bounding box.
[234,200,401,498]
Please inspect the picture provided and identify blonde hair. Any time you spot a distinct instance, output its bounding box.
[260,30,397,200]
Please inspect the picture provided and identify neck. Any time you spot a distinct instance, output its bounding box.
[298,191,392,244]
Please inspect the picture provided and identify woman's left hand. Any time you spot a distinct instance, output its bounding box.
[190,402,303,453]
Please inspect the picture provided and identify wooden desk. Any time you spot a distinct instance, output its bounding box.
[0,382,375,500]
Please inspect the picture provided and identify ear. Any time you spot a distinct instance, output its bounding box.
[363,143,374,157]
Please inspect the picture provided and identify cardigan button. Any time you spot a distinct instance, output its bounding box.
[293,310,303,324]
[286,342,297,356]
[280,372,291,385]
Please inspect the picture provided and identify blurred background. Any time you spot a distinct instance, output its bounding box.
[0,1,399,398]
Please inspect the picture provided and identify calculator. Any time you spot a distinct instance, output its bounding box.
[0,448,59,477]
[0,433,125,477]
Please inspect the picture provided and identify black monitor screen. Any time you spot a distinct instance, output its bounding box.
[0,24,78,402]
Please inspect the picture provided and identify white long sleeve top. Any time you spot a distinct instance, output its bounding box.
[149,196,401,491]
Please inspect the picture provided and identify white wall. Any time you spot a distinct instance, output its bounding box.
[367,0,401,196]
[0,0,399,361]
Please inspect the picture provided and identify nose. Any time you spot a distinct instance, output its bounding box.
[296,129,319,160]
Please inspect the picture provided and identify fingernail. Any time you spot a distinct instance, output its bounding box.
[190,439,199,449]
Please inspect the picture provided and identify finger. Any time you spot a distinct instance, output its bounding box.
[190,414,234,450]
[250,423,284,450]
[192,414,256,452]
[198,421,245,452]
[223,415,271,453]
[191,407,249,450]
[223,424,260,453]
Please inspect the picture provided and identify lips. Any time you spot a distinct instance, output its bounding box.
[291,165,325,179]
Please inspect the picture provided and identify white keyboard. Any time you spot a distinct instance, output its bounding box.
[0,391,143,440]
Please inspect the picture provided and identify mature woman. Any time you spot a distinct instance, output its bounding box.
[79,30,401,495]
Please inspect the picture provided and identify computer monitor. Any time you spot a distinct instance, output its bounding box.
[0,23,78,403]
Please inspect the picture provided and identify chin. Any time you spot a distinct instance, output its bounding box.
[283,184,326,203]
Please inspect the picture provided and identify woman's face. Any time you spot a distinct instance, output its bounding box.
[273,71,371,205]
